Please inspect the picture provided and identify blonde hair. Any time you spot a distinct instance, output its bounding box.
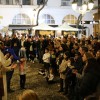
[18,90,39,100]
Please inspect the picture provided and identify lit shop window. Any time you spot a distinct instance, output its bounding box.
[12,13,31,25]
[62,14,77,24]
[42,14,55,24]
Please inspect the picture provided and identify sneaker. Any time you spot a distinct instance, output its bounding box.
[49,74,54,81]
[32,61,34,63]
[38,71,45,75]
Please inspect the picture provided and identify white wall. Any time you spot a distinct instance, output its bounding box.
[47,0,61,7]
[0,0,98,36]
[0,5,35,26]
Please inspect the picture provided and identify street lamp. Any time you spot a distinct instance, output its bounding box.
[72,0,94,14]
[72,0,94,36]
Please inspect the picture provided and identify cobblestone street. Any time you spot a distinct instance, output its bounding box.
[8,61,68,100]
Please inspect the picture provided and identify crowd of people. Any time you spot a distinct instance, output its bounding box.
[0,32,100,100]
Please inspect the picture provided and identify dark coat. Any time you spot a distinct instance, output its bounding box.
[79,58,100,98]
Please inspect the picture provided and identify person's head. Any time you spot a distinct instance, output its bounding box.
[73,43,79,50]
[59,45,63,51]
[82,52,93,62]
[4,52,11,59]
[68,57,74,66]
[51,49,55,54]
[18,89,39,100]
[96,50,100,59]
[64,51,70,60]
[62,36,67,43]
[20,56,25,62]
[45,48,49,53]
[79,46,88,56]
[74,51,81,60]
[93,37,98,43]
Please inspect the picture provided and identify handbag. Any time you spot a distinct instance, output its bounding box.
[0,70,4,96]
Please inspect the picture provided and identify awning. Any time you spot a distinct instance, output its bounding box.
[32,23,55,30]
[9,25,35,30]
[54,23,79,31]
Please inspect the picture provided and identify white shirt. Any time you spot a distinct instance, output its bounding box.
[42,52,50,63]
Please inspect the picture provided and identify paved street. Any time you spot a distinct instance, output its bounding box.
[8,61,68,100]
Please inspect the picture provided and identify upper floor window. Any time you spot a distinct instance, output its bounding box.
[15,0,20,5]
[6,0,13,5]
[0,0,32,5]
[22,0,31,5]
[62,14,77,24]
[61,0,71,6]
[37,0,44,5]
[42,14,55,24]
[0,0,19,5]
[12,13,31,25]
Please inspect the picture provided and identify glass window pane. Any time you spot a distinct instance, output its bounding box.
[47,15,49,19]
[47,20,50,24]
[22,19,26,24]
[15,0,20,5]
[17,14,21,18]
[67,15,70,19]
[75,20,77,24]
[71,20,74,24]
[63,14,77,24]
[12,13,31,25]
[12,19,16,24]
[51,20,55,24]
[42,14,55,24]
[17,19,21,24]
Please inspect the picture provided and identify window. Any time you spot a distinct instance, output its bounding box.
[0,0,20,5]
[15,0,20,5]
[61,0,71,6]
[42,14,55,24]
[6,0,9,4]
[77,0,82,6]
[62,14,77,24]
[37,0,44,5]
[5,0,13,5]
[12,13,31,25]
[22,0,31,5]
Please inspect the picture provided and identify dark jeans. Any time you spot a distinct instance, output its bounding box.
[0,96,2,100]
[30,51,35,61]
[20,74,26,89]
[26,49,30,60]
[6,70,14,91]
[59,78,64,91]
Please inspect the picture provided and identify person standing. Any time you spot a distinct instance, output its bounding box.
[42,48,50,82]
[0,41,16,100]
[19,56,27,89]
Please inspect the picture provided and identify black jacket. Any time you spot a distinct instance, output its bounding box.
[79,58,100,98]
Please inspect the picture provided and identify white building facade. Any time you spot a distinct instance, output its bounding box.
[0,0,98,36]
